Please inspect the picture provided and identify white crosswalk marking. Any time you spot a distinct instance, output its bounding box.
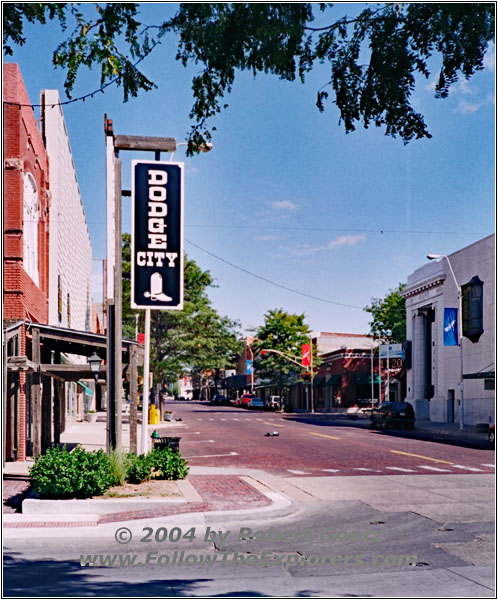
[418,465,451,472]
[385,467,416,473]
[322,469,340,473]
[353,468,378,472]
[287,469,311,475]
[481,464,495,468]
[451,465,483,472]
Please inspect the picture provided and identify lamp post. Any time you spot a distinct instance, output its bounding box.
[88,352,102,383]
[427,253,465,431]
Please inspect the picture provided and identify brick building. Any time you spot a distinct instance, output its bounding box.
[4,64,51,460]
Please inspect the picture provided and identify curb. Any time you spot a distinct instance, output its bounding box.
[3,474,295,532]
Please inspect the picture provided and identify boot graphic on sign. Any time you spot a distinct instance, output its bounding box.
[144,272,172,302]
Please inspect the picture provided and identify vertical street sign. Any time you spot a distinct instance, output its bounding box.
[131,161,184,309]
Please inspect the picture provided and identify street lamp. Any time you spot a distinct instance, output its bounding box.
[88,352,103,383]
[427,253,465,431]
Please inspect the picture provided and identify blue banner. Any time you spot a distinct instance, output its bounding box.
[246,360,253,375]
[444,308,458,346]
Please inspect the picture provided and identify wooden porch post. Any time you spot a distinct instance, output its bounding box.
[31,328,42,457]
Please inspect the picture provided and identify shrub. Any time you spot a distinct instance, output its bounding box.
[149,447,189,480]
[126,453,154,484]
[29,446,113,498]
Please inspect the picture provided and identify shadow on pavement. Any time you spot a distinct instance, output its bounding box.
[281,416,492,451]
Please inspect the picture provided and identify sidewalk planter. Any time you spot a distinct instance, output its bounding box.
[85,412,98,423]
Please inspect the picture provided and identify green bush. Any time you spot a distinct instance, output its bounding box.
[149,447,189,480]
[126,453,154,484]
[126,448,189,483]
[29,446,113,499]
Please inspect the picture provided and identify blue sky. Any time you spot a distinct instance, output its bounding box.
[6,3,495,336]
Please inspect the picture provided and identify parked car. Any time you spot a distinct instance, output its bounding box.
[248,397,265,409]
[211,394,229,405]
[489,424,495,445]
[238,393,255,407]
[370,402,415,429]
[267,396,281,409]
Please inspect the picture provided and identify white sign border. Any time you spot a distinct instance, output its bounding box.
[130,159,184,310]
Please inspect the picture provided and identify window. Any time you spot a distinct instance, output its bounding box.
[462,276,484,343]
[23,173,39,285]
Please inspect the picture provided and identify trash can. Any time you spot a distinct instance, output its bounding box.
[154,436,181,452]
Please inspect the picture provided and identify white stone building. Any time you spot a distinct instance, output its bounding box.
[41,89,94,420]
[403,235,495,426]
[41,89,92,332]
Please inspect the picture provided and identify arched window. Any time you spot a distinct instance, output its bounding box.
[23,173,39,286]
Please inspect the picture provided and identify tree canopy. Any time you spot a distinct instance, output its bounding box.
[252,308,315,394]
[122,233,242,388]
[364,283,406,343]
[4,3,494,151]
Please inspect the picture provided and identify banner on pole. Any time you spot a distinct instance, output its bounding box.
[302,344,311,367]
[443,308,458,346]
[131,161,184,309]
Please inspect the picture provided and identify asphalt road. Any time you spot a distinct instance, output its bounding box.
[165,402,495,478]
[3,401,495,597]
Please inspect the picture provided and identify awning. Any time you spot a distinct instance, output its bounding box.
[326,374,341,386]
[355,374,381,385]
[77,381,94,396]
[463,371,495,380]
[313,376,325,387]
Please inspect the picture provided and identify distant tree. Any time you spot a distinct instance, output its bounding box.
[3,4,494,151]
[252,308,316,400]
[365,283,406,343]
[121,233,242,390]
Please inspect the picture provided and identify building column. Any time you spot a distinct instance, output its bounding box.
[413,312,430,420]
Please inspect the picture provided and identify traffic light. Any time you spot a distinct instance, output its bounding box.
[261,349,266,356]
[302,370,311,381]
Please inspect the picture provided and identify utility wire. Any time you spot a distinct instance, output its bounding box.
[185,238,365,310]
[3,38,162,109]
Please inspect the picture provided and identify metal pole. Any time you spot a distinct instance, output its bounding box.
[378,337,382,403]
[114,157,123,451]
[458,289,465,431]
[310,334,314,413]
[370,346,374,409]
[141,308,151,454]
[387,345,390,402]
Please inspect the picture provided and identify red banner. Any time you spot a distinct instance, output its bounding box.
[302,344,311,367]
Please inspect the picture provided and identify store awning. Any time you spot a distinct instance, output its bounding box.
[77,381,94,396]
[463,371,495,379]
[355,374,381,385]
[313,376,325,387]
[326,374,341,386]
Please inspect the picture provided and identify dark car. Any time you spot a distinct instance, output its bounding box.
[211,394,229,405]
[370,402,415,429]
[489,424,495,445]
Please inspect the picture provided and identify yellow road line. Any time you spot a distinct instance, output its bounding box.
[263,422,284,428]
[390,450,454,464]
[309,432,341,441]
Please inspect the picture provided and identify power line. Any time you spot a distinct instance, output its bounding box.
[3,38,161,109]
[185,238,365,310]
[186,224,487,236]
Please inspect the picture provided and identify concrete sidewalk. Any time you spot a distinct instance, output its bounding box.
[2,412,293,528]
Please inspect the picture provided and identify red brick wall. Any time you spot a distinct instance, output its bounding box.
[3,64,50,461]
[3,64,50,323]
